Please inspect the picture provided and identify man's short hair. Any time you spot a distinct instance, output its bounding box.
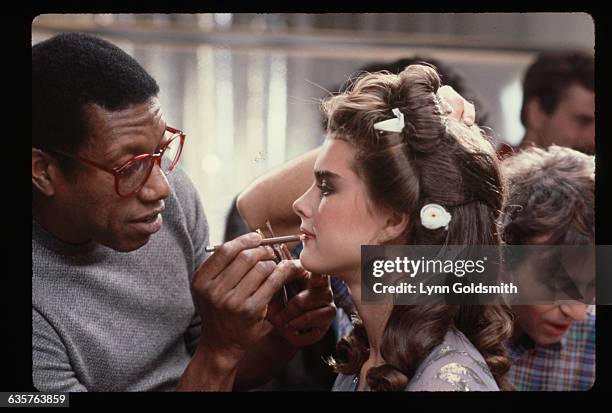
[501,145,594,245]
[32,32,159,171]
[520,51,594,127]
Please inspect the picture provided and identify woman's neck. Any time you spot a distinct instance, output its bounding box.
[345,274,392,365]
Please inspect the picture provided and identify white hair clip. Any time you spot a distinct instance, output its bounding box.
[420,203,452,231]
[373,108,405,133]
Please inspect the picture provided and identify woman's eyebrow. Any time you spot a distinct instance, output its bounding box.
[314,169,342,181]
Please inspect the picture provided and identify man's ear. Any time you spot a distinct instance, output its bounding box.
[524,97,548,132]
[380,210,410,244]
[32,148,57,197]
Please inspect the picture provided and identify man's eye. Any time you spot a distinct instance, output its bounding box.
[576,116,594,126]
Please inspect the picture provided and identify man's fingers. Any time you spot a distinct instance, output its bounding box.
[282,326,329,348]
[280,287,334,324]
[286,259,309,280]
[246,260,301,311]
[462,101,476,126]
[285,305,336,331]
[213,246,274,289]
[195,232,265,282]
[437,85,475,126]
[210,245,276,300]
[230,258,277,303]
[307,273,331,289]
[438,85,463,119]
[265,294,286,326]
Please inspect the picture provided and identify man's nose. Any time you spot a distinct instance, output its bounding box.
[138,163,171,202]
[559,302,589,321]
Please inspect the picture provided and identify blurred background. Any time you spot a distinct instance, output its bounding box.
[32,13,594,245]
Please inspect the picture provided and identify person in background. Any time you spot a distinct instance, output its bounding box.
[498,51,594,159]
[501,145,595,391]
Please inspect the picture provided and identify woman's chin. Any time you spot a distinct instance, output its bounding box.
[299,249,329,276]
[299,250,354,281]
[298,252,316,273]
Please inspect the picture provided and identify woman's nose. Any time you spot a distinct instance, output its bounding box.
[293,184,315,219]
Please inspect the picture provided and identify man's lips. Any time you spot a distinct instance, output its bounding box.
[129,208,164,236]
[132,207,165,223]
[544,321,571,334]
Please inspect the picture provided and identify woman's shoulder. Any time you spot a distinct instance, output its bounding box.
[332,373,358,391]
[406,328,499,391]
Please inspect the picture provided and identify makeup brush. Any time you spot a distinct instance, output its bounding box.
[204,234,305,253]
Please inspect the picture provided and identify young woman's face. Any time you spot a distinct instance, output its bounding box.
[293,138,390,280]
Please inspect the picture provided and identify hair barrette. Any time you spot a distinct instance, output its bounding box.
[420,203,452,231]
[373,108,405,133]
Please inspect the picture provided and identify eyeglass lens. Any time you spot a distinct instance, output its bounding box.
[117,133,182,195]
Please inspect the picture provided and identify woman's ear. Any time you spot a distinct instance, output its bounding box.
[380,210,410,243]
[32,148,56,197]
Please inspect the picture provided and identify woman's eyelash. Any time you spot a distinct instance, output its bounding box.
[317,180,334,197]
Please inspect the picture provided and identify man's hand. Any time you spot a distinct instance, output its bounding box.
[267,260,336,348]
[192,233,304,359]
[438,85,476,126]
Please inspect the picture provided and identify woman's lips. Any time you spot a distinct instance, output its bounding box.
[300,227,316,239]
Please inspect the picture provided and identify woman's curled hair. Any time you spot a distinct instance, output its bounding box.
[324,64,513,391]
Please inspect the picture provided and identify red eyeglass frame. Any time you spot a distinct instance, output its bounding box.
[50,126,186,197]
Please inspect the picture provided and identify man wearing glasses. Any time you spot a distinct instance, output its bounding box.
[32,33,335,391]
